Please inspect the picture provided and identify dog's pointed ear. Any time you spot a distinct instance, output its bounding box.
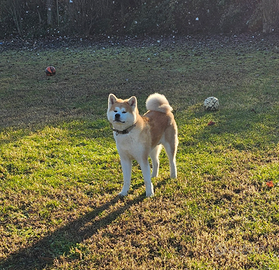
[127,96,137,109]
[108,94,117,107]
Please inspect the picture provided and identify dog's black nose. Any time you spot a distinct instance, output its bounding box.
[115,113,120,120]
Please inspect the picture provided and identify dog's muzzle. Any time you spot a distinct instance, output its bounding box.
[115,113,120,121]
[114,113,125,123]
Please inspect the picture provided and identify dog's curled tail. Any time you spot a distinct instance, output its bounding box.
[146,93,173,113]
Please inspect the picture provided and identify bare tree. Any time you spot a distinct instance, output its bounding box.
[5,0,22,35]
[56,0,59,26]
[263,0,279,33]
[47,0,52,26]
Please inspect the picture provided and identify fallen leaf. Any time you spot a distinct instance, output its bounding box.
[266,181,274,188]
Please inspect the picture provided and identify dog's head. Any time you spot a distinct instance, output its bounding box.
[107,94,138,130]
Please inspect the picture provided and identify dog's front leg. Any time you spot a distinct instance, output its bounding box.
[119,157,132,196]
[139,160,154,197]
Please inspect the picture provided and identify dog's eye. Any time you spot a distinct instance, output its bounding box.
[114,110,117,113]
[122,111,127,114]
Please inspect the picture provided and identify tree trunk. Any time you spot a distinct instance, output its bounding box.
[10,5,21,35]
[47,0,52,26]
[56,0,59,26]
[263,0,279,33]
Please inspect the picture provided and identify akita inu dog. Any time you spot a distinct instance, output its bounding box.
[107,93,178,197]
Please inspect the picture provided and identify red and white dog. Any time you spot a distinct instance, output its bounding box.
[107,93,178,197]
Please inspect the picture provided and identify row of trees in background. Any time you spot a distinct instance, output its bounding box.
[1,0,279,39]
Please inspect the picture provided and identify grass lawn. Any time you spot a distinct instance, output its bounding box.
[0,35,279,269]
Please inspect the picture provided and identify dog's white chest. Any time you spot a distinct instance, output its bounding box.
[114,133,135,149]
[114,132,142,158]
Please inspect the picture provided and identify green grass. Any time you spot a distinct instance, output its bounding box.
[1,38,279,269]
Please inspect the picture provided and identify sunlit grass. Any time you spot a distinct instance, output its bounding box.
[0,38,279,269]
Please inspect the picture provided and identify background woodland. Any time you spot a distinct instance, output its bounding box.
[1,0,279,39]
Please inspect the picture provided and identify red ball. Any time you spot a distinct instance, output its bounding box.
[45,66,56,76]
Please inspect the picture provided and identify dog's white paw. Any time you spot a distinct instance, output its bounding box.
[119,190,128,196]
[146,192,154,197]
[145,183,154,197]
[146,190,154,197]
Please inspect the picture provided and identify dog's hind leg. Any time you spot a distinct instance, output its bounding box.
[150,145,162,178]
[119,158,132,196]
[164,143,177,178]
[162,134,178,179]
[138,159,154,197]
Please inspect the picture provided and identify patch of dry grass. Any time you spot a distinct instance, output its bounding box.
[1,36,279,269]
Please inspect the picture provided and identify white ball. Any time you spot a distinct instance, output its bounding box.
[204,97,219,111]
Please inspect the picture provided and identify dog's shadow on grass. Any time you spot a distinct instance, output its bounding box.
[0,192,148,270]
